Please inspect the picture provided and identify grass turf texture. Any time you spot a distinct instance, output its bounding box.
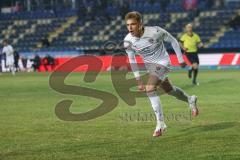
[0,70,240,160]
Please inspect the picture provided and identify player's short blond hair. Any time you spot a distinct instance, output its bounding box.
[125,11,142,23]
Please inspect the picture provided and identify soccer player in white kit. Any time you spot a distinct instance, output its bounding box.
[124,11,199,137]
[2,39,15,75]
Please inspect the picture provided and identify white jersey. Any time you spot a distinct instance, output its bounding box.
[2,45,14,66]
[2,45,14,57]
[124,26,184,79]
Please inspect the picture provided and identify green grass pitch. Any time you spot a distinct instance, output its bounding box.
[0,70,240,160]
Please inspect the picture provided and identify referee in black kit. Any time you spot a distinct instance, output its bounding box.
[180,23,203,85]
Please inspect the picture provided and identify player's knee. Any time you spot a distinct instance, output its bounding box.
[145,85,156,93]
[192,63,198,69]
[161,78,173,93]
[164,86,173,93]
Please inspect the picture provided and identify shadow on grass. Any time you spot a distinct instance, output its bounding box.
[201,79,232,85]
[181,122,239,133]
[180,79,233,90]
[180,84,196,90]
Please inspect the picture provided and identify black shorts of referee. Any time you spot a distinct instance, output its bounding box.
[185,52,199,65]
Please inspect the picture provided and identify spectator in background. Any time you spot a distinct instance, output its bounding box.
[18,56,25,72]
[43,54,55,71]
[14,50,20,72]
[26,58,33,72]
[21,57,27,68]
[2,39,15,75]
[32,54,41,72]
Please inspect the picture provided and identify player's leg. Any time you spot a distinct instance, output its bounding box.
[186,53,193,79]
[160,78,189,102]
[160,78,199,116]
[14,59,19,72]
[145,74,166,137]
[189,53,199,85]
[146,75,164,122]
[192,60,199,85]
[7,56,15,75]
[188,66,193,79]
[10,65,15,75]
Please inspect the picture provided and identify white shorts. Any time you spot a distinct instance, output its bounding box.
[145,63,170,81]
[6,55,14,66]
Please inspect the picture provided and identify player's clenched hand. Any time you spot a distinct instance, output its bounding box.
[180,62,187,68]
[136,79,145,92]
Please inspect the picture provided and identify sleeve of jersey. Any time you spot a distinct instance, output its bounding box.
[162,29,185,64]
[180,34,185,42]
[126,49,140,80]
[196,34,202,43]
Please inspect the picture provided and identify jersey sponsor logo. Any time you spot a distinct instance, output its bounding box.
[148,38,155,43]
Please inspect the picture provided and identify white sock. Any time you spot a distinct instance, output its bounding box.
[147,91,164,122]
[10,66,15,75]
[156,120,167,131]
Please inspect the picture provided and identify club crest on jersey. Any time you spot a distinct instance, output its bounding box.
[148,38,155,44]
[156,66,162,70]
